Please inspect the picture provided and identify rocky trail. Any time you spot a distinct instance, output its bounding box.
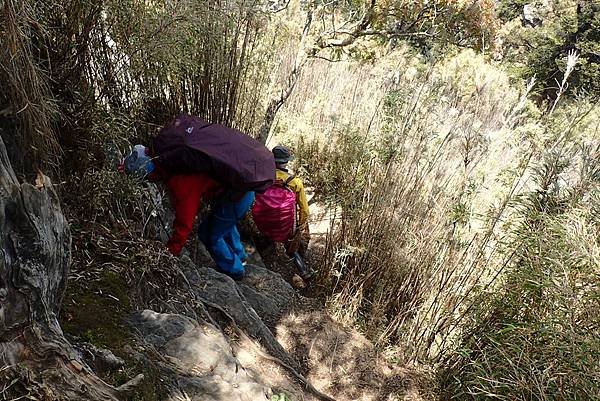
[0,135,428,401]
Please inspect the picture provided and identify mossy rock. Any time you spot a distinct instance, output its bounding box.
[61,270,171,400]
[61,270,132,349]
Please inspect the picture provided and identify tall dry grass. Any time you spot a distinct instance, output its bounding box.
[0,0,60,171]
[440,136,600,400]
[286,49,528,348]
[275,46,600,398]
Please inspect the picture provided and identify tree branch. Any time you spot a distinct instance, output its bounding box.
[258,4,315,144]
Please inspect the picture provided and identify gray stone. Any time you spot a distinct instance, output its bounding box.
[129,309,198,348]
[179,258,300,370]
[75,342,125,375]
[131,310,271,401]
[239,264,296,326]
[173,375,271,401]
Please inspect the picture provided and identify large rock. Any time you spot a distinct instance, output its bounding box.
[131,310,272,401]
[130,309,198,348]
[239,264,296,326]
[178,257,300,370]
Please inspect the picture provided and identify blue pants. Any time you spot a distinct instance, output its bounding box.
[198,191,255,277]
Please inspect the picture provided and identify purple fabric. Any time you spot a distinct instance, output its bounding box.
[153,114,275,192]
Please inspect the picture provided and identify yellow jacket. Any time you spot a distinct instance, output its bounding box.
[275,168,309,231]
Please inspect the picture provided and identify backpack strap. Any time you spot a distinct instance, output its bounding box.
[284,174,295,187]
[283,174,298,228]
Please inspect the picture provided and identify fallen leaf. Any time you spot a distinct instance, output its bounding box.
[292,274,306,289]
[35,170,45,189]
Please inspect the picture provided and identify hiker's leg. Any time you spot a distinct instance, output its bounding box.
[207,197,248,277]
[285,230,314,280]
[205,192,255,277]
[232,191,255,217]
[228,191,254,261]
[211,238,242,277]
[219,191,254,262]
[284,229,300,256]
[209,220,243,277]
[225,225,246,262]
[196,206,243,275]
[298,226,311,256]
[197,218,211,246]
[196,216,222,266]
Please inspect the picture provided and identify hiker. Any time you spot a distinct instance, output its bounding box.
[252,145,314,279]
[123,115,275,280]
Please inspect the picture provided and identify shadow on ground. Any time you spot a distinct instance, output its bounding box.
[235,240,432,401]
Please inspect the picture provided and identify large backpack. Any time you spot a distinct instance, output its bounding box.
[252,175,297,242]
[153,114,275,193]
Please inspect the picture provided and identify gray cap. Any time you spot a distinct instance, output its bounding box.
[272,145,294,164]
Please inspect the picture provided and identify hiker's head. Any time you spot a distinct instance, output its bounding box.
[272,145,294,167]
[123,144,155,177]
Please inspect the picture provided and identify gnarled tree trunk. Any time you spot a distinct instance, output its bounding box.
[0,135,137,400]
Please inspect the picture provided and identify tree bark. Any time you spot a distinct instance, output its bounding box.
[0,135,136,400]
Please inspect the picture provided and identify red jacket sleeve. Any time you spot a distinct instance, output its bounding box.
[166,174,219,255]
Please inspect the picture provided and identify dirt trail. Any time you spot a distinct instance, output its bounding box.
[236,305,430,401]
[238,239,431,401]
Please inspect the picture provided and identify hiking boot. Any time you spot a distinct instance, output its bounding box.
[291,252,314,280]
[229,270,246,281]
[220,268,246,281]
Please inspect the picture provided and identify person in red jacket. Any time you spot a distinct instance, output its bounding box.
[164,173,220,256]
[123,145,251,280]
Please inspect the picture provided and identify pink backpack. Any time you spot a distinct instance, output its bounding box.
[251,176,296,242]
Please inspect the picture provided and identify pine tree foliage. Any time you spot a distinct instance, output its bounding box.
[499,0,600,100]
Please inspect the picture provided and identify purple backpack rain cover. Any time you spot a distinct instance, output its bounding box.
[153,114,275,193]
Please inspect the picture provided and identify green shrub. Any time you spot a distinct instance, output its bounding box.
[497,0,530,22]
[500,0,600,102]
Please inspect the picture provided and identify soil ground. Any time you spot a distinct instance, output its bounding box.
[235,303,433,401]
[237,201,435,401]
